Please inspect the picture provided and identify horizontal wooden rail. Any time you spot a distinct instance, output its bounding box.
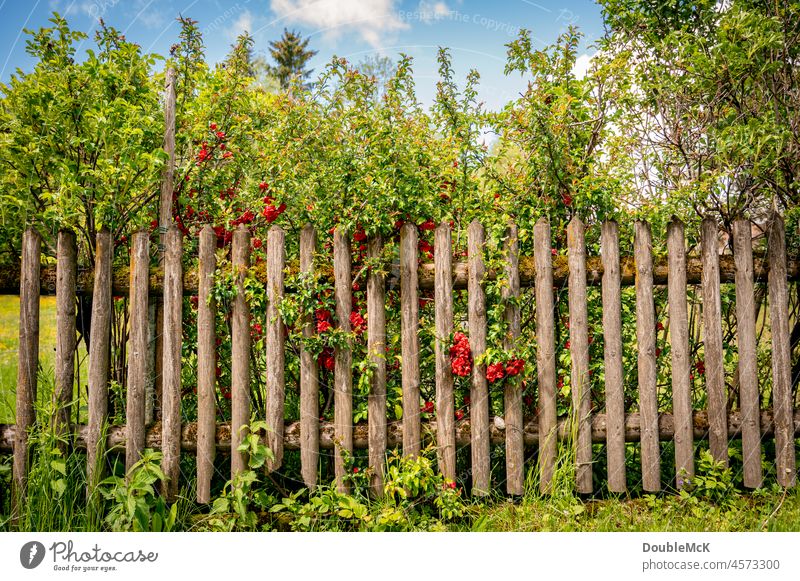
[1,252,799,296]
[2,410,798,453]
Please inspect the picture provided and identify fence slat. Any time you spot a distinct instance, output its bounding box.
[162,227,183,500]
[635,220,660,492]
[125,231,150,474]
[54,229,77,445]
[567,217,593,494]
[468,221,490,495]
[503,222,523,496]
[768,214,796,487]
[196,225,216,503]
[400,223,421,457]
[333,228,353,493]
[601,220,626,493]
[12,227,41,521]
[367,235,387,496]
[300,224,319,489]
[87,229,112,490]
[534,218,557,493]
[231,225,251,478]
[434,221,456,482]
[265,226,286,472]
[732,219,762,489]
[701,217,728,466]
[667,219,694,487]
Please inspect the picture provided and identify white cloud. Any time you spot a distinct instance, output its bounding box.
[269,0,408,48]
[230,10,254,39]
[572,52,594,80]
[418,0,452,23]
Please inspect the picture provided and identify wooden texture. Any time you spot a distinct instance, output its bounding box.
[299,225,319,489]
[667,219,694,486]
[231,226,251,478]
[468,221,490,495]
[54,230,77,444]
[265,226,286,473]
[635,220,660,492]
[333,228,353,493]
[161,227,183,500]
[567,217,592,494]
[701,218,728,465]
[367,235,387,496]
[503,223,523,496]
[125,231,150,474]
[87,229,113,488]
[434,221,456,482]
[767,214,796,487]
[12,228,41,519]
[534,218,557,493]
[158,67,177,253]
[196,225,217,503]
[400,223,421,457]
[732,219,762,488]
[601,220,626,493]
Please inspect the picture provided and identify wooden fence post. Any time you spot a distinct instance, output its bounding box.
[635,220,660,492]
[767,214,796,487]
[367,235,387,496]
[265,226,286,472]
[534,218,557,493]
[333,228,353,493]
[701,218,728,466]
[667,218,694,486]
[125,231,150,474]
[567,217,592,494]
[231,225,251,478]
[400,223,421,458]
[299,224,319,489]
[732,218,762,488]
[196,225,216,503]
[162,226,183,500]
[503,222,523,496]
[434,221,456,483]
[12,227,41,523]
[601,220,626,493]
[54,229,77,446]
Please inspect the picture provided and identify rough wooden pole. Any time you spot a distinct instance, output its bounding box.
[468,221,490,495]
[503,222,523,496]
[667,219,694,486]
[400,223,421,458]
[534,218,557,493]
[125,231,150,474]
[87,229,112,489]
[635,220,660,492]
[767,214,796,487]
[434,221,456,482]
[601,220,626,493]
[333,228,353,493]
[367,235,387,496]
[701,217,728,466]
[161,227,183,500]
[231,226,251,478]
[732,219,762,489]
[53,229,77,446]
[12,227,41,522]
[196,225,216,503]
[299,224,319,489]
[567,217,592,494]
[265,226,286,473]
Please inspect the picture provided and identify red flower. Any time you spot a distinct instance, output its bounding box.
[655,347,662,357]
[421,401,435,414]
[561,192,573,206]
[251,323,263,339]
[419,219,436,231]
[455,409,464,421]
[252,238,263,249]
[315,309,332,322]
[565,340,571,349]
[695,359,705,375]
[316,319,332,333]
[262,204,284,223]
[487,362,505,383]
[259,181,269,191]
[354,228,367,242]
[656,321,665,331]
[352,467,359,474]
[209,122,217,130]
[350,311,366,334]
[190,295,199,308]
[449,332,473,376]
[505,358,525,377]
[215,131,226,140]
[317,347,335,371]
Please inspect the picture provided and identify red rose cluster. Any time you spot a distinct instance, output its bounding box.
[315,308,333,333]
[449,332,472,377]
[487,358,526,383]
[317,347,335,371]
[349,310,366,334]
[486,362,505,383]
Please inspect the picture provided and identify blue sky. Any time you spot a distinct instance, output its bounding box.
[0,0,605,111]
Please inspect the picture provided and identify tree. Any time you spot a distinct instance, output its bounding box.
[267,28,317,90]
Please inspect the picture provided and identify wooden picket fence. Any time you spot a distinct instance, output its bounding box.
[2,213,799,511]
